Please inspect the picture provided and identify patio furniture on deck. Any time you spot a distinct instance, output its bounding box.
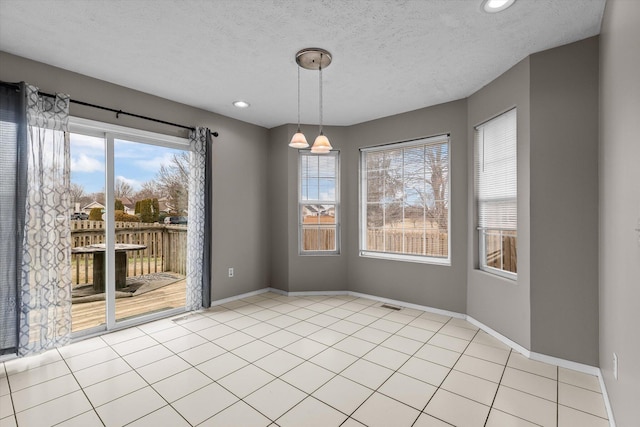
[71,243,147,292]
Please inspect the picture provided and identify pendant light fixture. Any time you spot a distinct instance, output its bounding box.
[289,48,333,154]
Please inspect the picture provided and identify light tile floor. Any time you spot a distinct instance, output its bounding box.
[0,292,611,427]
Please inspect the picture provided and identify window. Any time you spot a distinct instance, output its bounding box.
[360,135,450,264]
[474,108,517,278]
[299,151,340,254]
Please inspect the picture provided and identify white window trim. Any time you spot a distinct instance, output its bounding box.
[298,150,341,255]
[69,117,190,150]
[359,134,451,265]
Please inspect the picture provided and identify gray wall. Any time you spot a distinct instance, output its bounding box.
[345,100,469,313]
[529,37,600,365]
[267,124,291,292]
[466,58,532,349]
[0,51,271,302]
[599,0,640,424]
[268,124,349,293]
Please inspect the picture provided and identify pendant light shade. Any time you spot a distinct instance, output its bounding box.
[311,133,332,153]
[289,130,308,148]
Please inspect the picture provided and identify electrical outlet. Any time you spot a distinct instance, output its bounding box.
[613,353,618,380]
[228,267,234,278]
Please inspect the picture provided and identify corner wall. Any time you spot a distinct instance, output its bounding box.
[0,51,271,302]
[598,0,640,424]
[268,124,349,292]
[466,58,532,349]
[529,37,600,366]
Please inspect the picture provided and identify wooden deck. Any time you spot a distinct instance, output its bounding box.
[71,278,186,332]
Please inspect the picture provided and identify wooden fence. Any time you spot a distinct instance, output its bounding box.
[301,227,448,257]
[484,230,517,273]
[71,220,187,285]
[302,227,337,251]
[366,229,448,257]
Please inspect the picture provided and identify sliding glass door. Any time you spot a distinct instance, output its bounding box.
[69,132,107,333]
[69,118,190,335]
[113,137,189,323]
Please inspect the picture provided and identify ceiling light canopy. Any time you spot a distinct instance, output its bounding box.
[482,0,516,13]
[289,48,333,154]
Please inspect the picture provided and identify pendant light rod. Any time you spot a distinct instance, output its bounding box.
[297,65,302,130]
[319,55,324,135]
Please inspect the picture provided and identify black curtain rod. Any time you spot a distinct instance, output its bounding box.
[1,81,219,137]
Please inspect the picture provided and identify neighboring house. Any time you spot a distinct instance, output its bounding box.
[119,196,135,215]
[158,196,175,214]
[81,201,105,215]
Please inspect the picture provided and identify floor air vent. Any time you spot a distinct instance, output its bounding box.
[381,303,402,311]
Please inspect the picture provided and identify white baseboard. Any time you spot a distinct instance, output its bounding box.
[528,351,600,376]
[348,291,465,319]
[465,315,531,357]
[210,288,271,306]
[210,285,616,426]
[282,289,350,297]
[597,371,617,427]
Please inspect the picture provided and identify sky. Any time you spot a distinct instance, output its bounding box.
[70,133,185,196]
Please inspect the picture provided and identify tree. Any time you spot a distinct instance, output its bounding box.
[69,183,90,210]
[114,210,140,222]
[114,178,134,199]
[114,199,124,211]
[424,144,449,232]
[365,144,449,232]
[137,198,159,223]
[156,152,189,214]
[89,207,103,221]
[134,181,161,201]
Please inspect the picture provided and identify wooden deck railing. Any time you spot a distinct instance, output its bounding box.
[71,220,187,285]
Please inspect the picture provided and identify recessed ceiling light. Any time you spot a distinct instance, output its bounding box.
[233,100,250,108]
[482,0,516,13]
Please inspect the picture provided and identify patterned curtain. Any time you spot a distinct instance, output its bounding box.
[185,127,212,310]
[18,85,71,355]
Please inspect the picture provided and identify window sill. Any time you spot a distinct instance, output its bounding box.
[299,252,341,257]
[478,266,517,281]
[359,251,450,266]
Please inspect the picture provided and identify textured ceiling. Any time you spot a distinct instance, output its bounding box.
[0,0,605,128]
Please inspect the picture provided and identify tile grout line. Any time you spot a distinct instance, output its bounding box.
[482,347,512,427]
[1,361,19,427]
[51,347,106,427]
[94,327,194,427]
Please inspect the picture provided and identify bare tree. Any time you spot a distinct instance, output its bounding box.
[69,183,90,210]
[114,178,134,199]
[134,181,162,201]
[366,145,448,232]
[425,144,449,232]
[155,152,190,214]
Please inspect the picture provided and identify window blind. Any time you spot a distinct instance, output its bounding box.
[475,108,517,232]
